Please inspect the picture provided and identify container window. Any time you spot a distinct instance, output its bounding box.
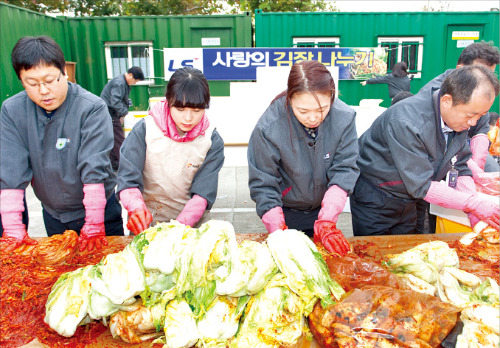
[378,37,423,78]
[104,42,154,85]
[293,37,340,48]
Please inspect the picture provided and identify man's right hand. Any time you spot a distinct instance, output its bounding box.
[127,208,153,235]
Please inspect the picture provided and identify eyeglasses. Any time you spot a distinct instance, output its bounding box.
[23,72,62,92]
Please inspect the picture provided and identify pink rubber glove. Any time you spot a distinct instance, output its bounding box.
[455,176,482,228]
[177,194,208,227]
[424,181,499,230]
[470,134,490,170]
[120,188,152,235]
[313,220,350,256]
[262,206,288,233]
[317,185,348,223]
[80,184,108,252]
[0,189,37,251]
[467,158,484,181]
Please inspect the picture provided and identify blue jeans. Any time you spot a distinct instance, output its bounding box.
[43,193,124,237]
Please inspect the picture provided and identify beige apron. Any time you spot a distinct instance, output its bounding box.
[143,116,213,226]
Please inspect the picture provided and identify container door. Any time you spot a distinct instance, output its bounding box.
[191,28,233,47]
[445,25,484,69]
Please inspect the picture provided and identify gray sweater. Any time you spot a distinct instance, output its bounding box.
[248,96,360,217]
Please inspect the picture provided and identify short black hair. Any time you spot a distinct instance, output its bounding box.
[128,66,144,80]
[11,36,66,79]
[457,42,500,67]
[489,112,500,127]
[166,67,210,109]
[391,91,413,105]
[441,65,499,106]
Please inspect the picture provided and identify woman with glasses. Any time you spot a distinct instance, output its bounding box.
[0,36,123,252]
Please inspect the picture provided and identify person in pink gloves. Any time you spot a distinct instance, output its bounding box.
[417,41,500,233]
[248,60,359,256]
[351,65,499,236]
[0,36,123,252]
[117,67,224,235]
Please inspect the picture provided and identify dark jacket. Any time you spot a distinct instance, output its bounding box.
[366,74,411,98]
[100,74,130,119]
[248,96,360,217]
[357,87,472,201]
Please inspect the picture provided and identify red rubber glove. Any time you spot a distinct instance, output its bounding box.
[119,188,152,235]
[313,220,351,256]
[262,206,288,233]
[79,184,108,252]
[0,189,37,252]
[127,208,153,235]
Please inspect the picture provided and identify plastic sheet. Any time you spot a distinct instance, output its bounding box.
[474,172,500,196]
[309,285,461,348]
[323,254,408,292]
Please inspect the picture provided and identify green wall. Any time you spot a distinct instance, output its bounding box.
[255,10,500,112]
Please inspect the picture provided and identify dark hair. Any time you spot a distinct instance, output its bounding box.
[165,67,210,109]
[11,36,66,79]
[128,66,145,80]
[441,65,499,106]
[490,112,500,127]
[457,42,500,67]
[273,60,335,108]
[391,62,408,77]
[391,91,413,105]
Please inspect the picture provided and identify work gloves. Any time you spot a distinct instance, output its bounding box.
[120,187,152,235]
[262,206,288,233]
[313,220,350,256]
[425,180,499,230]
[176,194,208,227]
[0,189,37,252]
[313,185,350,256]
[80,184,108,252]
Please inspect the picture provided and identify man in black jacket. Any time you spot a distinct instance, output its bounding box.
[101,66,144,171]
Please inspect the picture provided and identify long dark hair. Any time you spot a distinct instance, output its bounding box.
[166,67,210,109]
[391,62,408,77]
[272,60,336,107]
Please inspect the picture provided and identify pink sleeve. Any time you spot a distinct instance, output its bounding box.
[0,189,26,238]
[470,134,490,170]
[317,185,348,223]
[176,194,208,227]
[83,184,106,224]
[262,206,287,233]
[119,187,147,213]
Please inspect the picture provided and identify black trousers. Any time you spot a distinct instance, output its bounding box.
[110,117,125,171]
[282,206,320,238]
[42,193,124,237]
[350,176,418,236]
[0,193,29,237]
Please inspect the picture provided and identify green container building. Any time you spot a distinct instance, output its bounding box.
[255,9,499,111]
[0,3,253,109]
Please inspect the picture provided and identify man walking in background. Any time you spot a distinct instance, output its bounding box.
[101,66,144,171]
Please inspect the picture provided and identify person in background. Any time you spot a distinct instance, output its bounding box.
[360,61,412,101]
[417,42,500,233]
[100,66,144,171]
[488,112,499,162]
[390,91,414,106]
[248,60,359,256]
[117,67,224,234]
[0,36,123,252]
[351,66,499,236]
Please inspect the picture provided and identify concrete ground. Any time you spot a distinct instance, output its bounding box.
[26,166,354,238]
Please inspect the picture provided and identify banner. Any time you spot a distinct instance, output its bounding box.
[164,47,387,81]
